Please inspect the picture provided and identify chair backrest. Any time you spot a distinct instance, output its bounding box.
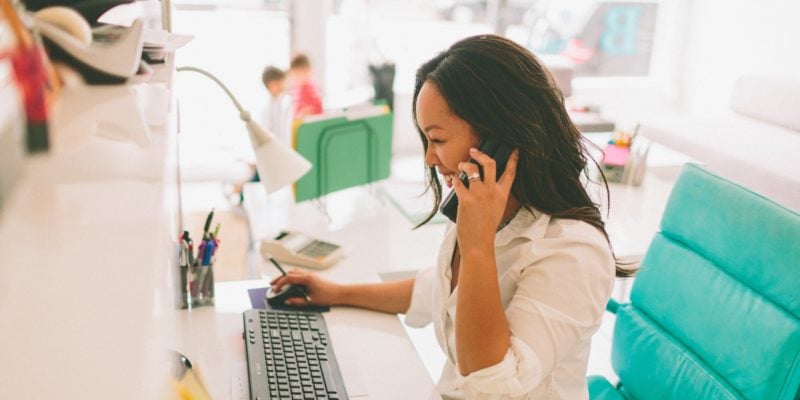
[612,163,800,399]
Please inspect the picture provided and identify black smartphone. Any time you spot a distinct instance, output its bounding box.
[440,137,514,223]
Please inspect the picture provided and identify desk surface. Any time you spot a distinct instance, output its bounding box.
[173,280,440,400]
[218,183,448,399]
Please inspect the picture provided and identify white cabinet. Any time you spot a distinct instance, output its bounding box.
[0,57,181,399]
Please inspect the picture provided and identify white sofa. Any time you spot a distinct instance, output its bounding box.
[640,75,800,211]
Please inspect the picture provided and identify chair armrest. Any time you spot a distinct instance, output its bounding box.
[606,298,621,314]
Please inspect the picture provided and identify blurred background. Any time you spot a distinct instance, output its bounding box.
[175,0,800,187]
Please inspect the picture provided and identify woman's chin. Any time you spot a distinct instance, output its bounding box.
[443,175,454,188]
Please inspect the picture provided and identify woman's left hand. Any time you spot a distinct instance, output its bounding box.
[451,147,519,252]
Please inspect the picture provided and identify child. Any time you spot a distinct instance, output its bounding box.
[261,65,290,143]
[229,66,289,204]
[288,54,323,118]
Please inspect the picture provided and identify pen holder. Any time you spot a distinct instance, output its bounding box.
[179,262,215,309]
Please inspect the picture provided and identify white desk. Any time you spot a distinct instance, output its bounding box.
[172,280,440,400]
[175,184,446,399]
[242,182,447,282]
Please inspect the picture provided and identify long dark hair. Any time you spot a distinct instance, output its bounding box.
[412,34,634,278]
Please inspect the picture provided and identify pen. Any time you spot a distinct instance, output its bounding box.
[202,239,214,266]
[203,208,215,239]
[269,257,288,276]
[196,240,206,266]
[184,231,195,266]
[200,241,214,298]
[269,257,312,303]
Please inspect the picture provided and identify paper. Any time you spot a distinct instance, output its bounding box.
[603,144,630,167]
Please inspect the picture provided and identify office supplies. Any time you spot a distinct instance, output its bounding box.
[202,208,214,238]
[178,224,218,309]
[248,287,330,313]
[440,138,513,223]
[243,309,348,400]
[600,127,650,185]
[167,350,213,400]
[265,283,311,307]
[32,13,145,84]
[293,105,392,202]
[2,0,55,153]
[260,230,342,270]
[264,256,312,305]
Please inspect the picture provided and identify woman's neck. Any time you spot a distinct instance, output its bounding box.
[500,196,522,230]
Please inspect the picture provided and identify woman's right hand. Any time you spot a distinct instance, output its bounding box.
[270,269,345,307]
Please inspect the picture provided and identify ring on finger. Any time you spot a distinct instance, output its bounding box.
[467,172,481,182]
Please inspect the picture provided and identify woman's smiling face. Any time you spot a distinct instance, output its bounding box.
[415,80,480,188]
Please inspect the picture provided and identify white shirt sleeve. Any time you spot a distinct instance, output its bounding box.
[404,267,437,328]
[455,336,543,399]
[455,233,615,398]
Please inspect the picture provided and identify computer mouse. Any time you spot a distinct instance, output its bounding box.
[265,284,308,306]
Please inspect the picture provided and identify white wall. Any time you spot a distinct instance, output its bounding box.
[679,0,800,113]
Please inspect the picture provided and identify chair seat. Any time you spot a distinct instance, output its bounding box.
[587,376,626,400]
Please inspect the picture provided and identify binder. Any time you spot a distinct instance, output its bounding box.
[293,105,393,202]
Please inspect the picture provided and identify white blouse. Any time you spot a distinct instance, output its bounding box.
[261,94,292,144]
[404,208,615,399]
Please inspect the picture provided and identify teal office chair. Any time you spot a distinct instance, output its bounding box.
[588,163,800,400]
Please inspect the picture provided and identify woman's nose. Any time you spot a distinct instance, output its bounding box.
[424,146,438,168]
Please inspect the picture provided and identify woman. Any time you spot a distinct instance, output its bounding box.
[271,34,633,399]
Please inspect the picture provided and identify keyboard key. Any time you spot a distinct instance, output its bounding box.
[320,361,339,394]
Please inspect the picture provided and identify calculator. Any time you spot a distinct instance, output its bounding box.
[260,231,343,269]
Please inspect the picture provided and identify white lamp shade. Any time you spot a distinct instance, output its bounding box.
[247,120,311,194]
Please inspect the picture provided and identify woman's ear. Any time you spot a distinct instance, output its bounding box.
[34,6,92,45]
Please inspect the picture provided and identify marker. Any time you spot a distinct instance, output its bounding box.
[202,239,214,266]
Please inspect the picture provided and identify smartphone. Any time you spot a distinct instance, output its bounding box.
[440,137,514,223]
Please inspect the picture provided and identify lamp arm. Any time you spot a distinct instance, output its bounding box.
[175,65,311,194]
[176,66,249,121]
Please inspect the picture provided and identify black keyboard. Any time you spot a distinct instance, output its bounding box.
[243,309,348,400]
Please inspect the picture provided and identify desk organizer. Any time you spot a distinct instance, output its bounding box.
[180,262,214,308]
[178,224,218,309]
[600,128,650,186]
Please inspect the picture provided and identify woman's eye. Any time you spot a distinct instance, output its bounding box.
[429,139,444,144]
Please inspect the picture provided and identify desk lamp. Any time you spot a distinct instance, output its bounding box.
[176,66,311,193]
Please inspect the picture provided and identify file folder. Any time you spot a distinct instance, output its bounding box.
[293,107,393,202]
